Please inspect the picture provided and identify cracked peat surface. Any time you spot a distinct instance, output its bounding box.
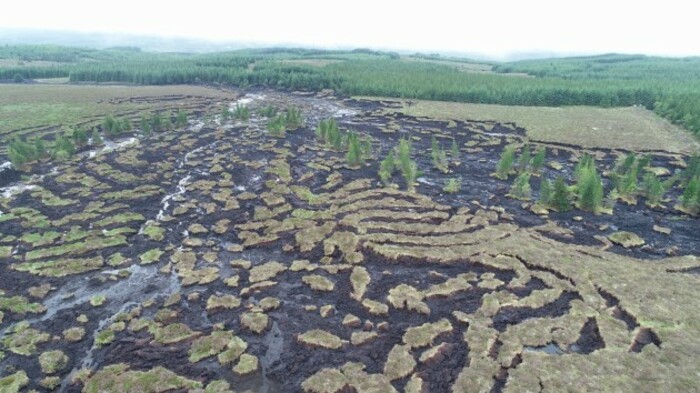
[0,89,699,392]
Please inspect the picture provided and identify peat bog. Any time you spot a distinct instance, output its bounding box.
[0,89,699,392]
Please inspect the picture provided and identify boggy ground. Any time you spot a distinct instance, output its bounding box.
[0,89,698,392]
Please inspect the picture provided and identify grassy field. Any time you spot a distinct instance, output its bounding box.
[400,57,496,73]
[363,97,700,154]
[0,83,234,144]
[276,59,344,67]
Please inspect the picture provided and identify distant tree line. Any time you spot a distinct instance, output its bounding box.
[3,47,700,136]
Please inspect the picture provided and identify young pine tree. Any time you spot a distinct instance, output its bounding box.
[616,152,637,176]
[574,154,595,181]
[517,144,531,173]
[140,114,152,135]
[162,116,173,131]
[538,177,553,206]
[233,104,250,121]
[432,141,449,173]
[176,110,188,128]
[33,138,48,159]
[682,154,700,185]
[346,132,363,168]
[71,126,88,147]
[120,118,132,132]
[531,147,546,174]
[284,107,302,129]
[577,164,604,212]
[443,177,462,194]
[551,176,572,212]
[450,139,460,163]
[53,135,76,160]
[221,106,231,121]
[680,176,700,214]
[316,119,329,141]
[495,145,516,180]
[102,115,117,135]
[267,115,286,137]
[8,138,37,167]
[397,139,418,192]
[328,125,342,150]
[509,172,532,200]
[91,129,104,146]
[361,138,372,160]
[642,172,665,206]
[379,150,396,186]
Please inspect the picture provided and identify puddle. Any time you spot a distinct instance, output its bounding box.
[523,343,565,355]
[82,137,138,158]
[1,182,38,199]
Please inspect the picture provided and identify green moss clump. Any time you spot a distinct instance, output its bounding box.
[95,329,115,347]
[387,284,430,314]
[248,261,286,283]
[40,376,61,390]
[0,371,29,392]
[240,312,270,334]
[3,322,50,355]
[232,353,259,376]
[189,331,243,363]
[139,248,164,264]
[297,329,345,349]
[608,231,645,248]
[350,266,370,301]
[82,363,202,393]
[206,294,241,312]
[384,344,416,381]
[24,235,124,260]
[13,256,104,277]
[107,253,128,267]
[63,327,86,342]
[152,323,200,344]
[217,336,248,366]
[362,299,389,316]
[0,295,46,314]
[90,294,106,307]
[402,319,453,349]
[142,224,165,241]
[302,274,335,292]
[0,246,12,258]
[20,231,61,247]
[39,350,69,374]
[301,368,348,393]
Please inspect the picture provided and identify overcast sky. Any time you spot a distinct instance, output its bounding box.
[2,0,698,58]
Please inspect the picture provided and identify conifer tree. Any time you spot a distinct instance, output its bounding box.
[531,147,546,174]
[551,176,572,212]
[577,164,604,212]
[398,139,418,192]
[681,176,700,213]
[495,145,516,180]
[91,129,104,146]
[379,150,395,186]
[34,138,47,159]
[140,114,152,135]
[518,144,531,173]
[509,172,532,200]
[450,139,460,162]
[346,132,363,168]
[176,110,188,128]
[538,177,552,205]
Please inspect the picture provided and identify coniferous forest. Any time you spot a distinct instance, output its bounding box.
[2,46,700,136]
